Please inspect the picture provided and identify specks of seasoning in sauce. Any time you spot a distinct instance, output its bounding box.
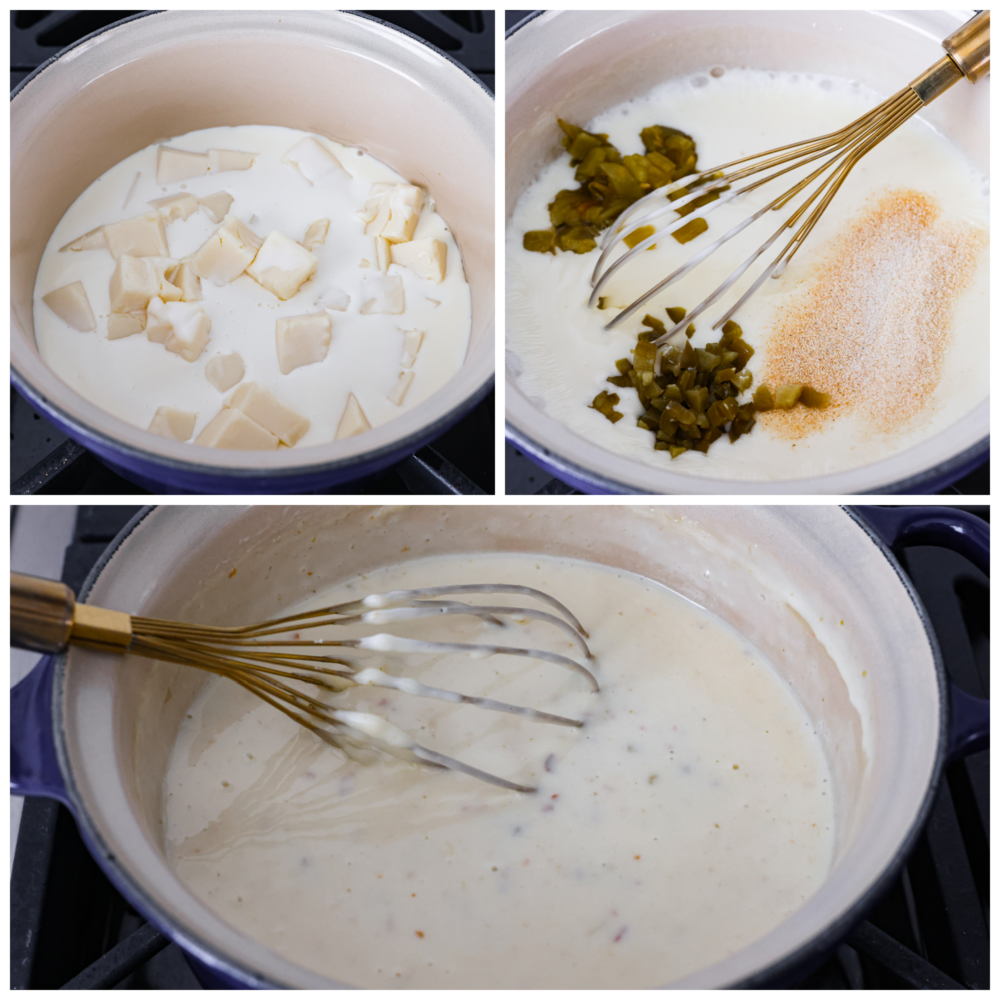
[221,780,230,787]
[415,931,425,939]
[762,189,986,440]
[228,567,237,578]
[613,926,628,943]
[732,765,739,770]
[648,774,658,785]
[544,754,557,772]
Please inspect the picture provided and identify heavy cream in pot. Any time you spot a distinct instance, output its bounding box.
[163,553,834,987]
[33,125,471,449]
[506,69,989,482]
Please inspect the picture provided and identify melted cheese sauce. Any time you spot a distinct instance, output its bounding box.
[506,69,989,481]
[34,125,471,447]
[164,553,834,987]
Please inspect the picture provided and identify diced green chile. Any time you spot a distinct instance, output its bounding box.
[524,119,713,255]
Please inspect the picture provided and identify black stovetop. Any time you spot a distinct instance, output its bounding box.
[9,505,989,988]
[11,10,495,496]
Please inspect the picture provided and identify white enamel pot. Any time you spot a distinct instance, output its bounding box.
[11,11,494,494]
[10,505,989,987]
[505,10,989,495]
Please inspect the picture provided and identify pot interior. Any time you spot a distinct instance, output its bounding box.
[12,11,493,471]
[61,505,941,987]
[505,10,989,494]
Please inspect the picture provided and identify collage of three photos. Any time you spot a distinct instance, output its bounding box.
[9,9,989,992]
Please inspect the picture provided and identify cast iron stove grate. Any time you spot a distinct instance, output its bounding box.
[9,506,989,989]
[10,10,495,496]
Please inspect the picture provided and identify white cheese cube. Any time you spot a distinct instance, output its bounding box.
[375,236,391,274]
[190,215,263,286]
[335,393,372,440]
[364,192,391,237]
[226,382,309,446]
[302,218,330,250]
[148,406,196,442]
[148,193,199,222]
[146,297,212,362]
[390,238,447,283]
[195,408,279,450]
[387,370,415,406]
[359,182,393,224]
[246,231,317,300]
[205,352,245,392]
[281,136,347,184]
[198,191,234,224]
[42,281,96,332]
[103,212,169,259]
[108,255,181,313]
[315,286,350,311]
[144,298,172,343]
[276,313,332,375]
[107,311,146,341]
[364,184,425,243]
[401,329,425,368]
[208,149,255,172]
[59,226,108,253]
[156,146,210,184]
[165,262,202,302]
[359,275,405,315]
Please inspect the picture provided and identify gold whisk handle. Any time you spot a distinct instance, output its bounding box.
[910,11,989,105]
[943,9,990,84]
[10,572,133,655]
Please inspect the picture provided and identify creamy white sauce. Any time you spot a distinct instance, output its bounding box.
[506,69,989,481]
[163,553,834,987]
[34,125,471,446]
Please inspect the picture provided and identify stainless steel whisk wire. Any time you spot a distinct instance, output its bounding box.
[10,574,600,794]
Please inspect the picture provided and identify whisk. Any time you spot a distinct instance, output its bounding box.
[590,11,990,344]
[10,572,599,794]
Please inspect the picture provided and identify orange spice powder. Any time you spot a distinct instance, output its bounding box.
[760,189,986,440]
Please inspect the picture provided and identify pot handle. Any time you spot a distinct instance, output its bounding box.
[852,506,989,761]
[9,655,71,806]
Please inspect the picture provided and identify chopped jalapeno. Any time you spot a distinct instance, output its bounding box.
[523,229,557,254]
[753,385,774,411]
[524,119,713,255]
[774,384,803,409]
[624,225,656,249]
[590,389,623,423]
[673,217,708,244]
[800,385,831,409]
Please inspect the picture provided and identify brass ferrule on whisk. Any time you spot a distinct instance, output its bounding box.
[11,572,133,655]
[911,11,990,104]
[943,9,990,83]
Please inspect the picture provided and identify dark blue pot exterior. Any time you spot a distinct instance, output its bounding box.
[15,376,489,495]
[9,507,988,988]
[10,655,70,806]
[506,430,988,496]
